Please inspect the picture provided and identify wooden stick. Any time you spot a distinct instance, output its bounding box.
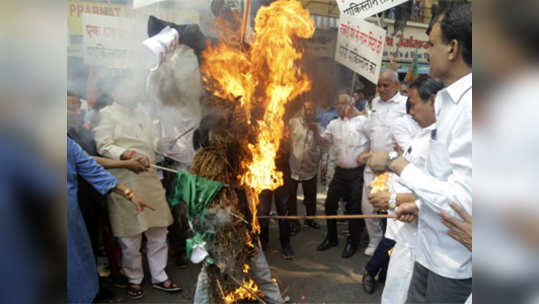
[350,72,357,96]
[228,273,268,304]
[375,13,399,72]
[231,212,249,225]
[240,0,251,50]
[215,277,226,302]
[151,164,178,174]
[168,127,195,149]
[258,214,396,220]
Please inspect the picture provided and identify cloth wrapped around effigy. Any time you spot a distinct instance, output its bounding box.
[169,117,284,304]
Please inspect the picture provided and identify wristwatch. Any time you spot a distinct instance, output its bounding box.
[385,151,399,171]
[388,192,397,210]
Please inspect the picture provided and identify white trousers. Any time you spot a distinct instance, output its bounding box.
[381,242,415,304]
[118,226,169,284]
[361,181,383,248]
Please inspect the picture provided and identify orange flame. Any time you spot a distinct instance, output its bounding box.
[201,0,315,235]
[243,264,250,273]
[370,173,391,194]
[224,278,264,304]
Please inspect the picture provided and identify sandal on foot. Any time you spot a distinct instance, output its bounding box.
[152,279,182,292]
[127,284,143,299]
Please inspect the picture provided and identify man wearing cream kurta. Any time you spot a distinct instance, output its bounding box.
[93,77,178,297]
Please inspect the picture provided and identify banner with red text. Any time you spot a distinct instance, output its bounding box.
[82,13,135,68]
[335,15,386,84]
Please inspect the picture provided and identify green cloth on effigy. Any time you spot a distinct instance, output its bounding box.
[170,171,224,220]
[170,171,224,264]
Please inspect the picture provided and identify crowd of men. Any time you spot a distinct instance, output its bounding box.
[67,3,472,304]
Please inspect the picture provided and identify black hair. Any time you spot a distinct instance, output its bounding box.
[426,4,472,67]
[193,113,226,150]
[493,0,539,57]
[406,75,444,114]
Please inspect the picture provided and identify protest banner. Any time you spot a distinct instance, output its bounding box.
[335,15,386,84]
[82,13,135,68]
[336,0,409,20]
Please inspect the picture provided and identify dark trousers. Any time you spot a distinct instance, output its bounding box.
[258,179,291,246]
[324,166,364,245]
[407,262,472,303]
[365,237,395,277]
[78,185,122,276]
[161,159,190,257]
[289,175,317,217]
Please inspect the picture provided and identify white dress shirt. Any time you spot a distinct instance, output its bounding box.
[399,73,472,279]
[321,115,369,169]
[289,115,323,181]
[369,92,408,152]
[364,92,411,179]
[386,124,434,248]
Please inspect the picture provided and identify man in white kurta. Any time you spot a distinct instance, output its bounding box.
[93,77,177,294]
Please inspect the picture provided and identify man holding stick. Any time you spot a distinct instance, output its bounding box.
[93,72,181,299]
[368,4,472,302]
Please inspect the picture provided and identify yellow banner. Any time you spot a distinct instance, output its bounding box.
[67,0,128,36]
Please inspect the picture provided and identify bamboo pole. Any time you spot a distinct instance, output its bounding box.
[151,164,179,174]
[258,214,396,220]
[240,0,251,50]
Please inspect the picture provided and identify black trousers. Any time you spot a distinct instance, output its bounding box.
[365,236,395,277]
[161,159,190,256]
[258,178,291,246]
[289,175,317,217]
[324,166,365,245]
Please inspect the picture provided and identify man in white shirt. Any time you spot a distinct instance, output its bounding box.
[315,94,369,259]
[366,75,444,302]
[368,4,472,302]
[362,69,411,257]
[288,101,324,229]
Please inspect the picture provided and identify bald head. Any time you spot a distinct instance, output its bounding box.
[338,94,353,105]
[380,69,399,83]
[336,94,353,118]
[377,69,400,101]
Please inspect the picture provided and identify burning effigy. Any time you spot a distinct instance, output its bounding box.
[151,0,315,303]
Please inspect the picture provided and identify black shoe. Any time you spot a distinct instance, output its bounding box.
[317,238,338,251]
[94,286,115,301]
[111,273,129,288]
[362,271,376,294]
[341,242,358,258]
[281,242,295,260]
[305,219,321,229]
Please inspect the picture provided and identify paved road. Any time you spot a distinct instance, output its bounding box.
[97,190,385,303]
